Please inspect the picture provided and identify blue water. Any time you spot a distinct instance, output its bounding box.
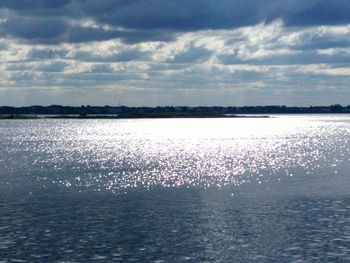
[1,115,350,262]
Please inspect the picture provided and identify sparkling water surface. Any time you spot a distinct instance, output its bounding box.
[1,115,350,262]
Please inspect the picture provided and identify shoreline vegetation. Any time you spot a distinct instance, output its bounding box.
[0,104,349,119]
[0,113,270,119]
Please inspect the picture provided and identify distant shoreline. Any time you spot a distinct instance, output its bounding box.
[0,113,271,120]
[0,104,349,115]
[1,112,350,120]
[0,104,349,119]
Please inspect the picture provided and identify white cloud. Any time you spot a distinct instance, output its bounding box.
[1,20,350,106]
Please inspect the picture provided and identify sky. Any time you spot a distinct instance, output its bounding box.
[0,0,349,106]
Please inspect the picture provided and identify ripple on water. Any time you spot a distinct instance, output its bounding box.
[1,115,350,262]
[0,116,349,194]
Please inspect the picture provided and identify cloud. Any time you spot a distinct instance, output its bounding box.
[282,0,350,26]
[1,13,67,43]
[1,1,350,106]
[1,0,350,44]
[0,0,70,11]
[26,48,68,61]
[167,46,212,63]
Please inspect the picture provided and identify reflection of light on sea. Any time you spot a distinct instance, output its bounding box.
[0,115,349,194]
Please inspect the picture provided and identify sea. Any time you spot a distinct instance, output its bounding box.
[0,115,350,262]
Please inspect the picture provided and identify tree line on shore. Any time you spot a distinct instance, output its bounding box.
[0,104,349,117]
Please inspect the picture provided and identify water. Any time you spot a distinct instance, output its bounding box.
[0,115,350,262]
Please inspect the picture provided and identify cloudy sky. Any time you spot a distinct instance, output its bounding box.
[0,0,349,106]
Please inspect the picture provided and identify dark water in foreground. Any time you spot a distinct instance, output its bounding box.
[1,115,350,262]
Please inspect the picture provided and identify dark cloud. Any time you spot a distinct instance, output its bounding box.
[6,61,68,72]
[0,12,174,44]
[83,0,261,31]
[219,51,350,66]
[39,61,68,72]
[0,0,70,10]
[292,38,350,51]
[283,0,350,26]
[91,64,114,74]
[2,14,67,42]
[27,48,68,61]
[1,0,349,44]
[168,46,213,63]
[64,26,122,43]
[0,41,8,50]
